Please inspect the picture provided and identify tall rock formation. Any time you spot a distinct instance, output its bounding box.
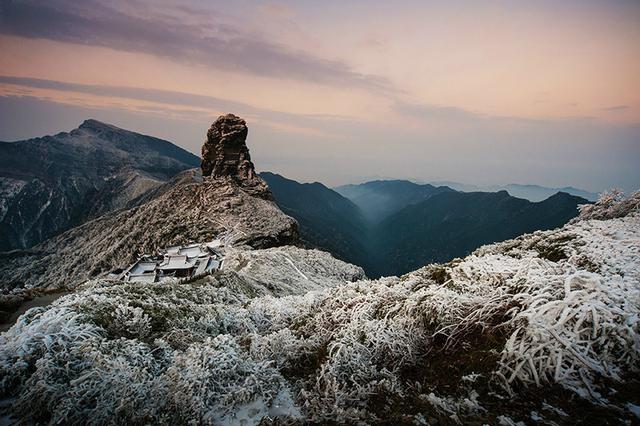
[201,114,270,197]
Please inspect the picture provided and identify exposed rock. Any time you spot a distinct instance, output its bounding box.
[201,114,270,198]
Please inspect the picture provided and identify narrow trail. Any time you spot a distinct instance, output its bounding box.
[281,254,309,280]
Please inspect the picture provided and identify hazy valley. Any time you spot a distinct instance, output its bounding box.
[263,173,587,277]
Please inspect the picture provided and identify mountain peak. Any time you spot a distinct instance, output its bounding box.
[200,114,269,196]
[201,114,250,177]
[78,118,120,132]
[543,191,587,203]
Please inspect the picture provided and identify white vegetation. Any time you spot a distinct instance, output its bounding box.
[0,196,638,424]
[574,188,640,222]
[222,246,365,296]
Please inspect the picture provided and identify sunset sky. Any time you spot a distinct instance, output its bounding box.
[0,0,638,191]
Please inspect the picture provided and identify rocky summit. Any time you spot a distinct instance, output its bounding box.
[201,114,269,197]
[0,116,299,315]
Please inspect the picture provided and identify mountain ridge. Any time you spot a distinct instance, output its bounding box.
[0,119,200,250]
[372,189,588,276]
[261,172,371,270]
[0,115,300,318]
[0,119,589,296]
[430,180,598,202]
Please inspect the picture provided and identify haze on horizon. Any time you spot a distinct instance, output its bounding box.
[0,0,638,192]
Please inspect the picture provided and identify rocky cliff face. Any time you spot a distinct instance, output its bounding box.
[201,114,270,198]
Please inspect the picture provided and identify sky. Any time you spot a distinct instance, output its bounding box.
[0,0,639,192]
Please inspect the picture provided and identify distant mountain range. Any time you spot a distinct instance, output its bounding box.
[264,175,588,277]
[0,120,200,250]
[430,181,598,202]
[334,180,454,223]
[371,189,586,276]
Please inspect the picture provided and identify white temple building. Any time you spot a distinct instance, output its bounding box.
[120,240,223,283]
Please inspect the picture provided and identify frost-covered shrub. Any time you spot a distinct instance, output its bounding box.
[247,291,323,333]
[13,338,169,425]
[0,307,103,397]
[164,335,294,424]
[109,304,152,339]
[421,390,485,423]
[575,189,640,222]
[497,269,640,401]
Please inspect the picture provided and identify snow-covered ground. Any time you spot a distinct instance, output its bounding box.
[0,192,638,424]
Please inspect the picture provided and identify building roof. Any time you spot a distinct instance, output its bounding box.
[121,241,224,283]
[166,246,180,255]
[179,245,207,258]
[158,255,194,270]
[128,273,157,283]
[129,261,158,275]
[206,258,221,272]
[194,257,210,276]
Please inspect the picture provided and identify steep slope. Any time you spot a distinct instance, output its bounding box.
[261,172,371,270]
[335,180,454,224]
[0,119,200,250]
[373,190,586,276]
[1,192,637,424]
[0,115,298,304]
